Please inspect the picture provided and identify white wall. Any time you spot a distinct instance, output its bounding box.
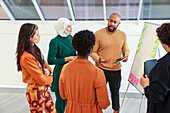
[0,20,168,92]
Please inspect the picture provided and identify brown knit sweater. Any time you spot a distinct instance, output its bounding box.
[90,27,130,71]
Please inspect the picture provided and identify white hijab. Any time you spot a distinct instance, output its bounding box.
[54,17,71,37]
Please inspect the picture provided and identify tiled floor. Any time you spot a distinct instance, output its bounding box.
[0,88,147,113]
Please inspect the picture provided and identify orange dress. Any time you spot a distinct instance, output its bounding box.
[59,59,110,113]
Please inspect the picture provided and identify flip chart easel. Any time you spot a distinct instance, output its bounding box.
[121,22,161,113]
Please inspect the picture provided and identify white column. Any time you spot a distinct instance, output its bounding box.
[103,0,107,25]
[67,0,75,24]
[32,0,45,24]
[137,0,143,24]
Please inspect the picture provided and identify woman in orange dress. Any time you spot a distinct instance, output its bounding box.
[59,30,110,113]
[16,23,57,113]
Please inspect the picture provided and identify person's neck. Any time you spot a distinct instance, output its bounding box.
[166,48,170,53]
[77,55,88,60]
[164,45,170,53]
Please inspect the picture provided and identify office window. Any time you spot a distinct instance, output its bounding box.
[37,0,71,20]
[71,0,104,20]
[140,0,170,20]
[106,0,140,20]
[3,0,40,20]
[0,5,10,20]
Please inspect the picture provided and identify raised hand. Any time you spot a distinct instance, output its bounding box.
[140,74,150,88]
[44,68,50,76]
[99,57,111,63]
[65,56,77,62]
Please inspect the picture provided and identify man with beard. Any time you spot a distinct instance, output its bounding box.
[90,13,130,113]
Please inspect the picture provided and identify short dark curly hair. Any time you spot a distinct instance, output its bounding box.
[72,30,95,56]
[156,23,170,47]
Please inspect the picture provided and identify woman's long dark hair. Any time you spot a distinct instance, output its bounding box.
[16,23,44,72]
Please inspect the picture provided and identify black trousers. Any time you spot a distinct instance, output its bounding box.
[101,68,121,110]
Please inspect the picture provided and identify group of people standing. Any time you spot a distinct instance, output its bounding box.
[16,12,170,113]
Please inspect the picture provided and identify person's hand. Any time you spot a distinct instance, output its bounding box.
[99,57,111,63]
[122,56,128,62]
[65,56,77,62]
[140,74,150,88]
[44,68,50,76]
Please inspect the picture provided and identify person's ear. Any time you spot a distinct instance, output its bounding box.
[89,48,93,55]
[119,21,121,25]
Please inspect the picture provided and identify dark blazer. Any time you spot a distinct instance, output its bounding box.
[144,52,170,113]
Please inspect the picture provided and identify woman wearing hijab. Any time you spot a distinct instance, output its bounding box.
[47,17,76,113]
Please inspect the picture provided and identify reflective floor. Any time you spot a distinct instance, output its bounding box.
[0,88,147,113]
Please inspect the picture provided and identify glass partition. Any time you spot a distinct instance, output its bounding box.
[71,0,104,20]
[0,5,10,20]
[106,0,140,20]
[140,0,170,20]
[1,0,170,21]
[37,0,71,20]
[3,0,40,20]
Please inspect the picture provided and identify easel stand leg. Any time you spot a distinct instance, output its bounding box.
[120,82,130,110]
[138,94,144,113]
